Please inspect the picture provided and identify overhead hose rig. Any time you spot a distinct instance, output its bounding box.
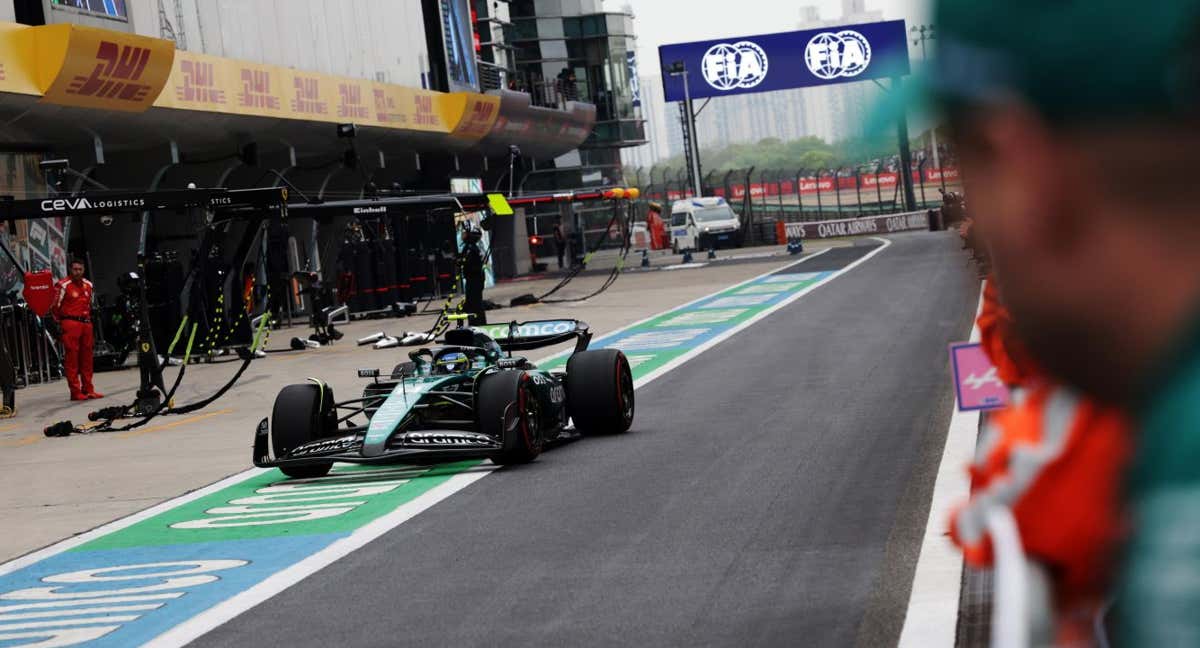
[18,184,290,437]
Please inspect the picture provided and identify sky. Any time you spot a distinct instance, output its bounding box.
[609,0,932,75]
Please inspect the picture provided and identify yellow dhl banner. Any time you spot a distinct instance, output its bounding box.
[0,23,37,95]
[35,24,174,112]
[156,50,480,136]
[444,93,501,141]
[0,21,496,140]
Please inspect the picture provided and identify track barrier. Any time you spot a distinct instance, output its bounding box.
[784,210,931,245]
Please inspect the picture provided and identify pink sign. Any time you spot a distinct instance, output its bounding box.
[950,342,1011,411]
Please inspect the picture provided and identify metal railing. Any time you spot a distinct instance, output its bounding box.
[636,163,964,246]
[477,60,507,92]
[0,303,62,387]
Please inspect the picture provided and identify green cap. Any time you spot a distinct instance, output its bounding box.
[868,2,1200,132]
[934,1,1200,121]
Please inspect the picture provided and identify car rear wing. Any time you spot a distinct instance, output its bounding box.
[474,319,592,354]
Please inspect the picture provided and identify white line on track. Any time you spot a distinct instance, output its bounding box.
[632,240,890,391]
[146,469,496,647]
[897,283,985,648]
[1,239,893,646]
[163,242,893,644]
[546,246,834,360]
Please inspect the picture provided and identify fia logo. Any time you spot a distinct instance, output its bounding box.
[701,41,769,91]
[804,30,872,80]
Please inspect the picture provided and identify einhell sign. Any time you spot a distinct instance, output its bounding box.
[36,24,174,112]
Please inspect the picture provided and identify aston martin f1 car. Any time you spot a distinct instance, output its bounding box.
[253,317,634,479]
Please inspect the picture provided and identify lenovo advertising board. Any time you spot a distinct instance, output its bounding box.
[659,20,909,102]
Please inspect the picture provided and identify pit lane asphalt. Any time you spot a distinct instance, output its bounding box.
[197,231,979,648]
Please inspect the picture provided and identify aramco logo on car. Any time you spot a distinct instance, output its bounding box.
[701,41,769,91]
[804,30,872,80]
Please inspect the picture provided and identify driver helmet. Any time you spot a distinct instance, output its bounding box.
[436,351,470,374]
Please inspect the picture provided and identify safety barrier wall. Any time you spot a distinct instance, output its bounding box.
[784,211,931,241]
[643,167,961,242]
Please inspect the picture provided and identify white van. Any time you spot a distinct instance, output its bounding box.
[669,197,742,253]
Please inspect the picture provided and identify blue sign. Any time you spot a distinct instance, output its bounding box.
[659,20,910,102]
[627,50,642,107]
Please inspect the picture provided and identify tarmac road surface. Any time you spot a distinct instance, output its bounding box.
[196,231,978,648]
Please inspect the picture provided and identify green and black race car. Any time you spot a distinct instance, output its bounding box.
[253,316,634,479]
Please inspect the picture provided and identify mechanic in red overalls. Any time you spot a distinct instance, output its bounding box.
[53,258,103,401]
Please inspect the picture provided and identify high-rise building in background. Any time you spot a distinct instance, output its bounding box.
[622,73,674,170]
[509,0,645,191]
[507,0,646,242]
[0,0,595,286]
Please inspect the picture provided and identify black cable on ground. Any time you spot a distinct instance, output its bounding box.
[91,323,200,432]
[163,312,271,415]
[536,205,634,305]
[86,317,196,432]
[84,286,273,433]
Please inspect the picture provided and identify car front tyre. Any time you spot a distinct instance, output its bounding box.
[479,370,543,465]
[271,382,336,479]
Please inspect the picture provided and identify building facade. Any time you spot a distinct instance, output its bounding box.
[3,1,433,87]
[504,0,645,245]
[0,0,596,294]
[508,0,644,188]
[474,0,515,90]
[621,72,675,171]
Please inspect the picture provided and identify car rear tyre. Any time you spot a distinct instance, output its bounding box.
[271,382,336,479]
[479,370,543,465]
[566,349,634,435]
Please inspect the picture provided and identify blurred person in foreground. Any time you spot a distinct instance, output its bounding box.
[925,1,1200,644]
[949,268,1131,644]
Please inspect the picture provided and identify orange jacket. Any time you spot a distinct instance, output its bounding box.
[954,279,1130,642]
[951,385,1129,643]
[976,279,1038,386]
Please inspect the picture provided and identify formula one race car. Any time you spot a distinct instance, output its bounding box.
[253,316,634,479]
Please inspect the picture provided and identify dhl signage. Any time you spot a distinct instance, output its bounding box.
[337,82,369,120]
[177,58,226,104]
[35,24,174,112]
[0,23,37,95]
[291,75,328,116]
[0,21,513,143]
[158,50,464,135]
[445,93,501,140]
[371,84,408,125]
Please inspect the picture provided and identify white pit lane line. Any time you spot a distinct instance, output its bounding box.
[897,283,985,648]
[3,241,894,647]
[162,241,894,646]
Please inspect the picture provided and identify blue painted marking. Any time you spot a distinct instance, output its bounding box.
[0,262,849,646]
[0,536,344,647]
